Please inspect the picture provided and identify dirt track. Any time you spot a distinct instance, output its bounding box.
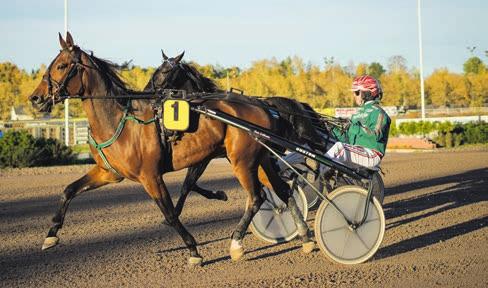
[0,151,487,287]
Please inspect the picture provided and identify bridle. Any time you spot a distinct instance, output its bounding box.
[149,58,205,92]
[148,57,183,92]
[43,47,96,104]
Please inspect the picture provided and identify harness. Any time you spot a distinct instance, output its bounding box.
[41,47,339,177]
[87,101,157,176]
[42,47,170,177]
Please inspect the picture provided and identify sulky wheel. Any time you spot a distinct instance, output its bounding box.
[336,171,385,205]
[250,181,308,243]
[314,185,385,265]
[296,175,322,211]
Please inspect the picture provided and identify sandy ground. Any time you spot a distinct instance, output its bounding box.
[0,151,487,287]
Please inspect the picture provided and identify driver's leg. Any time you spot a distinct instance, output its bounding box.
[326,142,380,168]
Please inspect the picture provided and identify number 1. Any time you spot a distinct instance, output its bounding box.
[171,101,179,121]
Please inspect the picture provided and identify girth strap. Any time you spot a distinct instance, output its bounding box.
[88,105,156,176]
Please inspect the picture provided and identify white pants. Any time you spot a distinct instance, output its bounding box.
[278,142,381,172]
[326,142,381,169]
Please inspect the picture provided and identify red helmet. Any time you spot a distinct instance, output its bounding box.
[351,75,383,99]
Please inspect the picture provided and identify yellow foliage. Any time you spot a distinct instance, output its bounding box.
[1,56,486,121]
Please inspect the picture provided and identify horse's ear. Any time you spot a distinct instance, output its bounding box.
[174,51,185,63]
[161,49,169,60]
[59,32,68,50]
[65,31,75,48]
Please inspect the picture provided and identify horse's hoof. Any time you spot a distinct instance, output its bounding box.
[302,241,315,254]
[42,236,59,251]
[216,191,228,201]
[230,247,245,261]
[188,256,203,267]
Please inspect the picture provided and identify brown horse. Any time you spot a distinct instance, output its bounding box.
[29,32,314,266]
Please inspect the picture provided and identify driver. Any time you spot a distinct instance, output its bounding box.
[327,75,391,168]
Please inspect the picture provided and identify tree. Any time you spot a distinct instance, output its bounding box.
[368,62,386,79]
[381,68,419,108]
[463,56,486,74]
[387,55,407,73]
[0,62,25,120]
[355,63,367,76]
[426,68,469,107]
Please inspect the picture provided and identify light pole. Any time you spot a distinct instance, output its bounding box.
[417,0,426,120]
[64,0,70,145]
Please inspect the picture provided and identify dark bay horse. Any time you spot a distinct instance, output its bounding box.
[144,51,327,217]
[29,32,315,266]
[143,51,229,214]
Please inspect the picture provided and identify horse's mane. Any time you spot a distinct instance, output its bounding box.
[86,52,137,96]
[180,62,219,93]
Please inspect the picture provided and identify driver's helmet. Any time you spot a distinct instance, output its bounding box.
[351,75,383,100]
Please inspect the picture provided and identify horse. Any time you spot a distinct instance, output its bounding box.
[143,50,229,214]
[29,32,316,266]
[144,51,328,217]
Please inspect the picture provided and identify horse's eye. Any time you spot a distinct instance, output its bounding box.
[57,63,68,70]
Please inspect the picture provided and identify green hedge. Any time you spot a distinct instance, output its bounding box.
[0,130,74,168]
[389,121,488,147]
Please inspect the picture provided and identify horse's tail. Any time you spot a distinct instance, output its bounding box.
[264,97,327,149]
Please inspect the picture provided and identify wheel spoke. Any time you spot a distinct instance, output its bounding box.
[354,231,370,250]
[263,215,275,231]
[340,230,352,258]
[361,218,379,226]
[328,202,352,226]
[322,225,348,234]
[277,215,291,235]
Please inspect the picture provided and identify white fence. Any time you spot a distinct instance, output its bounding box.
[396,115,488,126]
[0,118,89,145]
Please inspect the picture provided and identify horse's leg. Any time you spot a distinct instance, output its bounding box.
[228,160,264,261]
[139,174,202,266]
[258,156,315,253]
[174,158,227,217]
[42,166,122,250]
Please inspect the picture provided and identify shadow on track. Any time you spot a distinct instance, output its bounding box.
[376,168,487,260]
[0,176,238,222]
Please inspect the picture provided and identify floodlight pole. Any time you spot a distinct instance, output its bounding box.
[417,0,426,120]
[64,0,70,145]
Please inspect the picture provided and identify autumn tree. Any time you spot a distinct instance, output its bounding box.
[355,63,368,76]
[426,68,469,107]
[368,62,386,79]
[463,56,486,74]
[387,55,407,73]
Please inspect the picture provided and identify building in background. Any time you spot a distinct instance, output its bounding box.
[0,116,89,145]
[10,106,34,121]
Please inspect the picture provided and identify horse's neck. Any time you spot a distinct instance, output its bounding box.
[82,74,126,141]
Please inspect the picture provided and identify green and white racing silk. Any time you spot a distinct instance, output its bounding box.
[333,100,391,156]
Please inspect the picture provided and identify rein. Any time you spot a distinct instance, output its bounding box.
[87,100,157,176]
[62,90,347,132]
[44,49,344,175]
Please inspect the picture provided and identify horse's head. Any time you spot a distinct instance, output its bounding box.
[29,32,86,113]
[145,50,185,91]
[145,50,218,93]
